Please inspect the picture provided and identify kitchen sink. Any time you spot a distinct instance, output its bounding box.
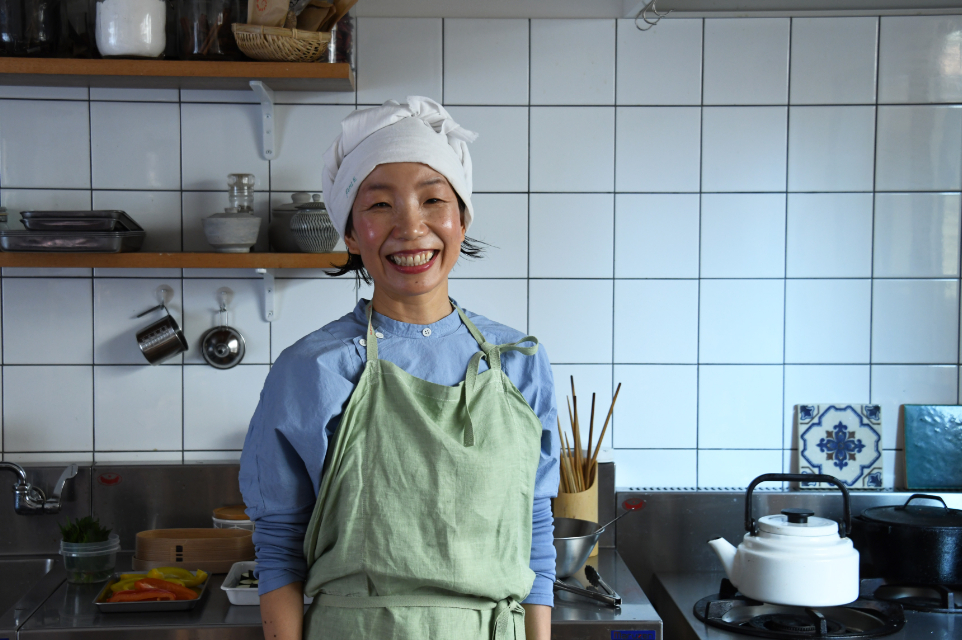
[0,557,57,614]
[0,556,65,636]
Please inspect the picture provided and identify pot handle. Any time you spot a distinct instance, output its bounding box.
[744,473,851,538]
[897,494,949,511]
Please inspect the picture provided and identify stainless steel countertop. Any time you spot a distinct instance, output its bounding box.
[8,550,661,639]
[653,571,960,640]
[552,549,663,637]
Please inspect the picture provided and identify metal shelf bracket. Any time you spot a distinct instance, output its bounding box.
[250,80,276,160]
[255,268,276,322]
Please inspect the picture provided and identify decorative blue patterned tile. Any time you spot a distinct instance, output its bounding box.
[796,404,883,489]
[903,405,962,490]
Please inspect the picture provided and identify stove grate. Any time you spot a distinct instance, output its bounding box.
[871,582,961,614]
[693,580,905,639]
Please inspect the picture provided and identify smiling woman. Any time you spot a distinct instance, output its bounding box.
[239,97,560,640]
[329,165,487,290]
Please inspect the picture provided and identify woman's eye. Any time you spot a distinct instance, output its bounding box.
[425,198,441,205]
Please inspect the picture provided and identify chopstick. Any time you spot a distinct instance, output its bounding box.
[570,376,584,488]
[589,383,622,473]
[586,392,596,484]
[557,380,622,494]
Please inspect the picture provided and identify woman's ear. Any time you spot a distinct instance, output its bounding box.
[343,227,360,254]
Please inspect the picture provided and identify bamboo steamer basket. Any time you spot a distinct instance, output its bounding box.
[134,528,254,574]
[232,23,332,62]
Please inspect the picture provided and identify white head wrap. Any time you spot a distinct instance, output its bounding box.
[322,96,478,240]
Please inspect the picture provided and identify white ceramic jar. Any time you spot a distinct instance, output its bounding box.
[95,0,166,58]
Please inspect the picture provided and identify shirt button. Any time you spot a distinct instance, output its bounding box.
[359,339,366,346]
[422,328,432,337]
[375,332,384,339]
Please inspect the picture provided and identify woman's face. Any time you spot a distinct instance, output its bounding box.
[344,162,465,303]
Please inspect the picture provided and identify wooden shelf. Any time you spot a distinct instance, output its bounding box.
[0,252,347,269]
[0,58,354,91]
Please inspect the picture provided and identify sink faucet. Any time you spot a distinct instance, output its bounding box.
[0,462,78,515]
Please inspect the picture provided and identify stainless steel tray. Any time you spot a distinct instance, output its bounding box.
[22,218,122,231]
[0,230,146,252]
[20,210,144,232]
[21,210,126,220]
[94,572,209,613]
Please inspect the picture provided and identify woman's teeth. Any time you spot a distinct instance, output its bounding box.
[390,251,435,267]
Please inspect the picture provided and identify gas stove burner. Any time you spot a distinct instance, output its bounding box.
[871,582,961,614]
[749,613,845,635]
[694,580,906,639]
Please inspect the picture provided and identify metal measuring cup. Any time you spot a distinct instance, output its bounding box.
[135,304,188,365]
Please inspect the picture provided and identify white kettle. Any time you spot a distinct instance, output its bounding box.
[707,473,859,607]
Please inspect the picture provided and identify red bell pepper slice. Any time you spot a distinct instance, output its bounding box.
[107,588,176,603]
[135,578,199,601]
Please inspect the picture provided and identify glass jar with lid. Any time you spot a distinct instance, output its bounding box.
[95,0,166,58]
[59,0,95,57]
[227,173,255,213]
[326,7,353,67]
[0,0,61,56]
[177,0,243,60]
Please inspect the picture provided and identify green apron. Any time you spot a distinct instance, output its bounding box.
[302,302,545,640]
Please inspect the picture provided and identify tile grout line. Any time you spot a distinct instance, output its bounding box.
[868,16,881,416]
[179,87,186,463]
[88,94,96,461]
[610,18,618,453]
[695,17,706,488]
[526,18,531,339]
[782,18,793,470]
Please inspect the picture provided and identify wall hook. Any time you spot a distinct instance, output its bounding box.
[635,0,671,31]
[250,80,276,161]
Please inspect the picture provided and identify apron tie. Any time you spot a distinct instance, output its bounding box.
[492,597,526,640]
[317,594,525,640]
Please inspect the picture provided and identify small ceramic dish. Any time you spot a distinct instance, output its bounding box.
[222,561,313,606]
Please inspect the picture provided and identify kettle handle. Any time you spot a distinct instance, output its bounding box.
[744,473,851,538]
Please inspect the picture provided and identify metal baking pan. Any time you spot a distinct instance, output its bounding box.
[94,572,209,613]
[22,218,122,232]
[0,230,146,253]
[21,210,126,220]
[20,210,143,232]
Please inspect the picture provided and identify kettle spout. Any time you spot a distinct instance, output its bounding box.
[707,537,737,579]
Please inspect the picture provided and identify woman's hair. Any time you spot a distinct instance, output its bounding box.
[327,193,486,287]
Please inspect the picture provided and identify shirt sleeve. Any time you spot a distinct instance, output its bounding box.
[239,336,359,596]
[509,342,560,607]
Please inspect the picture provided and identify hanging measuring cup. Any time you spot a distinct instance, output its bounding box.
[135,304,188,365]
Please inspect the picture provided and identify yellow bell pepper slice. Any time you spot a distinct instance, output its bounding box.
[118,573,147,581]
[181,569,208,587]
[145,567,206,587]
[110,577,144,593]
[152,567,194,579]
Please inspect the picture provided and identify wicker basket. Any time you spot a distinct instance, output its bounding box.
[232,23,332,62]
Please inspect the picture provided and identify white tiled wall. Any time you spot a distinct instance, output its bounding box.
[1,16,961,490]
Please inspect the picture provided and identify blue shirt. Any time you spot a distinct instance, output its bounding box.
[239,299,560,606]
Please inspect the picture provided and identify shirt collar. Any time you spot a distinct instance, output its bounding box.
[352,298,464,339]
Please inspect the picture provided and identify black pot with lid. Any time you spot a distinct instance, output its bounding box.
[852,494,962,585]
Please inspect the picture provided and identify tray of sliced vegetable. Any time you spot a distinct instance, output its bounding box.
[94,567,209,612]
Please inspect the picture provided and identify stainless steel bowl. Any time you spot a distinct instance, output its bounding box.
[553,517,603,579]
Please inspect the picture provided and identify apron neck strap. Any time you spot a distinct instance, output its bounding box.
[364,303,378,362]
